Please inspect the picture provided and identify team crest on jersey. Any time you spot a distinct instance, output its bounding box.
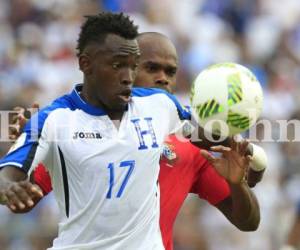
[161,143,177,166]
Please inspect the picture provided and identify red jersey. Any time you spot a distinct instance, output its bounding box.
[33,135,230,250]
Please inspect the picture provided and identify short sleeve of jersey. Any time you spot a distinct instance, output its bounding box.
[132,88,191,135]
[191,158,231,206]
[0,105,59,174]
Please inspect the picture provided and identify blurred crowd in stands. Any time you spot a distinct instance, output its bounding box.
[1,0,300,249]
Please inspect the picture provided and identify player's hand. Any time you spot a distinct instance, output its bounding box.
[201,138,251,185]
[9,103,39,141]
[1,181,43,213]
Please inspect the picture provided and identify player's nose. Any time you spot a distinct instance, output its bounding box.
[120,68,134,86]
[155,72,169,87]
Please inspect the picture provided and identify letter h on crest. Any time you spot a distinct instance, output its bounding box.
[131,117,159,150]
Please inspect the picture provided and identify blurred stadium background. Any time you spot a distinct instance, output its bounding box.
[1,0,300,249]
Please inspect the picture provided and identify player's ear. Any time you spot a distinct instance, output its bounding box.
[79,53,92,75]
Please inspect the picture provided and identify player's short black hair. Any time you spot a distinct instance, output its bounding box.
[76,12,138,56]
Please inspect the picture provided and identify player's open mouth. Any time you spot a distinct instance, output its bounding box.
[118,89,132,103]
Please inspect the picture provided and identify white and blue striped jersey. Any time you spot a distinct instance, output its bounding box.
[0,84,190,250]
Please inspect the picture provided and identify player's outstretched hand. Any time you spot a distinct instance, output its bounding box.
[201,138,251,185]
[9,103,40,141]
[0,181,44,213]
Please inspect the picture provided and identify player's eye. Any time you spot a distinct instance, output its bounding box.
[166,68,177,77]
[147,64,159,73]
[112,62,121,70]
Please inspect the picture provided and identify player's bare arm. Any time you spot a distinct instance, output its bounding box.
[1,103,43,213]
[201,138,260,231]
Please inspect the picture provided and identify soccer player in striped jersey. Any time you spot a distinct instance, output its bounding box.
[2,30,265,250]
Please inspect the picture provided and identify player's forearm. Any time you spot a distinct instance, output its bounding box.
[228,181,260,231]
[0,166,27,182]
[0,166,27,193]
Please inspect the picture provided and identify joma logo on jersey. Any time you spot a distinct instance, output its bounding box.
[73,132,102,139]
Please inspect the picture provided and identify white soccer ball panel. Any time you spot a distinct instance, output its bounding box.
[190,62,264,136]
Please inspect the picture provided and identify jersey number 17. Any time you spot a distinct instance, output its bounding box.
[106,160,135,199]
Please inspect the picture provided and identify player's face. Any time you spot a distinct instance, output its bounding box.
[135,37,178,94]
[81,34,140,112]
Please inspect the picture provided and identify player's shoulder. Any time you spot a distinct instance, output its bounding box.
[132,87,174,104]
[132,87,169,97]
[23,94,75,133]
[40,94,74,115]
[132,87,191,120]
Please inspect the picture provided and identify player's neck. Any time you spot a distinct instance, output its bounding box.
[80,84,124,121]
[106,111,124,121]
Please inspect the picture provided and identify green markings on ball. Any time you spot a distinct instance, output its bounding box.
[227,110,251,129]
[196,99,224,119]
[227,73,243,107]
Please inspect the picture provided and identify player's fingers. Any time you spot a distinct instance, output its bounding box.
[10,184,35,207]
[2,190,17,211]
[239,140,249,156]
[7,202,17,211]
[210,145,231,154]
[5,189,26,210]
[228,136,238,151]
[200,150,216,163]
[20,182,43,198]
[30,185,43,198]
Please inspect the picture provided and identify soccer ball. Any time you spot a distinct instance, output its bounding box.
[190,62,263,136]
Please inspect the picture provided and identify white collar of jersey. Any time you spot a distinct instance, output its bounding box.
[71,84,107,116]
